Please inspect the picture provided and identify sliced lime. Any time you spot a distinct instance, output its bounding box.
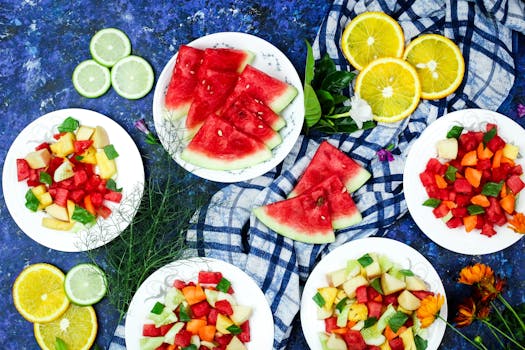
[64,263,107,306]
[89,28,131,67]
[72,60,111,98]
[111,55,154,100]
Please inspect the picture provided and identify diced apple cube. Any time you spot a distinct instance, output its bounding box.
[76,125,95,141]
[226,336,247,350]
[317,305,333,320]
[67,200,76,222]
[397,290,421,311]
[230,304,252,325]
[50,132,75,157]
[326,333,347,350]
[25,149,51,169]
[327,268,348,287]
[215,313,234,334]
[405,276,428,291]
[92,125,110,148]
[364,261,382,279]
[342,275,368,299]
[53,159,74,182]
[42,217,75,231]
[95,149,117,179]
[503,143,519,160]
[31,184,47,197]
[436,138,458,159]
[380,273,406,295]
[45,203,69,221]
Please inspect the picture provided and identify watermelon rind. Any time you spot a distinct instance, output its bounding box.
[268,85,298,113]
[181,146,272,171]
[345,167,372,193]
[333,211,362,230]
[253,206,335,244]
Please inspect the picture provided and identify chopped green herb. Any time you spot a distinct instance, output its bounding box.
[216,277,231,293]
[106,178,122,192]
[335,297,348,312]
[75,155,84,161]
[415,334,428,350]
[312,292,326,308]
[25,189,39,212]
[399,269,414,277]
[445,165,458,181]
[40,171,52,185]
[226,324,242,335]
[150,301,165,315]
[446,125,464,139]
[103,144,119,160]
[71,205,96,225]
[422,198,441,208]
[357,253,374,267]
[467,205,485,215]
[481,181,504,197]
[55,337,68,350]
[370,278,384,295]
[181,345,197,350]
[57,117,79,132]
[178,303,191,322]
[483,128,497,144]
[364,317,378,328]
[388,311,409,332]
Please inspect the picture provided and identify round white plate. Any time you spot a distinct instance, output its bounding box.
[300,237,447,350]
[125,257,274,349]
[152,31,304,183]
[404,108,525,255]
[2,108,144,252]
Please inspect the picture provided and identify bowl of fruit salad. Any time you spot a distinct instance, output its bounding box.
[301,237,447,350]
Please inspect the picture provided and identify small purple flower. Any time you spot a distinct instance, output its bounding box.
[517,103,525,118]
[134,118,159,145]
[377,148,394,162]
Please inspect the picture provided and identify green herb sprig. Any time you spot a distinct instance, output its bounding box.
[303,40,375,134]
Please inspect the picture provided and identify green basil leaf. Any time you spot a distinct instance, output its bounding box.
[150,301,165,315]
[320,70,355,94]
[25,189,40,212]
[335,297,348,312]
[304,40,315,85]
[357,253,373,267]
[467,205,485,215]
[364,317,378,328]
[312,292,326,308]
[445,165,457,182]
[57,117,79,133]
[446,125,463,139]
[316,89,335,115]
[481,181,504,197]
[216,277,231,293]
[312,53,336,89]
[103,144,119,160]
[399,269,415,277]
[226,324,242,335]
[181,345,198,350]
[483,128,497,144]
[370,278,384,295]
[75,155,84,161]
[40,171,52,185]
[422,198,441,208]
[415,334,428,350]
[388,311,409,332]
[106,178,122,192]
[55,337,68,350]
[71,205,96,225]
[179,303,191,322]
[304,83,322,128]
[331,93,349,105]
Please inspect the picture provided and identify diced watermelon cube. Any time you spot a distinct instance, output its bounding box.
[16,159,31,181]
[160,323,174,336]
[155,344,169,350]
[238,320,250,342]
[190,300,211,318]
[454,178,473,194]
[53,188,69,207]
[419,171,436,190]
[47,157,64,177]
[451,207,468,218]
[215,334,233,347]
[355,285,368,304]
[389,338,405,350]
[487,135,506,152]
[35,142,50,151]
[511,165,523,176]
[90,192,104,208]
[455,194,471,207]
[57,178,75,190]
[382,293,398,307]
[507,175,525,194]
[198,271,223,284]
[142,323,161,337]
[73,140,93,154]
[341,330,367,350]
[85,175,101,191]
[492,163,511,183]
[214,299,233,316]
[425,158,446,175]
[446,217,463,228]
[367,301,382,319]
[104,190,123,203]
[411,290,435,300]
[476,158,492,171]
[27,168,42,187]
[173,279,187,289]
[367,346,381,350]
[207,308,219,325]
[73,169,88,187]
[432,202,450,218]
[481,223,497,237]
[366,286,381,302]
[459,132,478,152]
[486,123,497,132]
[174,329,192,347]
[96,205,112,219]
[69,189,85,204]
[486,197,505,225]
[325,316,339,333]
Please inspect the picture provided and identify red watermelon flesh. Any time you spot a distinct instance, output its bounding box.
[185,69,239,136]
[229,92,286,131]
[304,175,362,230]
[164,45,204,119]
[289,141,371,198]
[199,48,254,74]
[253,187,335,244]
[181,114,272,171]
[221,100,282,149]
[225,65,298,113]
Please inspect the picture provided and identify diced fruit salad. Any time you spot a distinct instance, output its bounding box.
[140,271,252,350]
[420,123,524,236]
[313,253,438,350]
[16,116,122,231]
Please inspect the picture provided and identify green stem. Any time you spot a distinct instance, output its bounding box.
[483,317,506,349]
[325,111,351,119]
[498,294,525,333]
[490,300,515,340]
[438,316,485,350]
[481,319,525,350]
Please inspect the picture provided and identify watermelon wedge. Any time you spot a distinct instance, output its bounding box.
[199,48,254,74]
[221,100,282,149]
[304,175,362,230]
[253,187,335,244]
[289,141,371,198]
[164,45,204,119]
[228,92,286,131]
[225,65,298,113]
[181,114,272,171]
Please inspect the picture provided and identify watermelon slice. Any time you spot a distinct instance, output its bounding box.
[289,141,371,198]
[228,92,286,131]
[304,175,362,230]
[164,45,204,119]
[225,65,298,113]
[181,114,272,171]
[199,48,254,74]
[221,100,282,149]
[253,187,335,244]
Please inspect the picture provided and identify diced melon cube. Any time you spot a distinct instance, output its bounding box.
[79,146,97,164]
[31,184,47,197]
[380,273,406,295]
[342,275,368,299]
[25,149,51,169]
[436,138,458,159]
[95,149,117,179]
[399,327,417,350]
[37,192,53,208]
[76,125,95,141]
[364,261,382,279]
[92,125,110,148]
[405,276,428,291]
[50,132,75,158]
[398,290,421,311]
[215,313,234,334]
[53,159,74,182]
[326,333,347,350]
[42,217,75,231]
[230,304,252,325]
[327,268,348,287]
[503,143,519,160]
[226,336,247,350]
[45,203,69,221]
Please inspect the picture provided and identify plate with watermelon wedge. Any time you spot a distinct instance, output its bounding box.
[153,32,304,182]
[404,109,525,255]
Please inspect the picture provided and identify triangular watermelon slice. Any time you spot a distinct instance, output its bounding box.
[181,114,272,171]
[228,92,286,131]
[221,100,282,149]
[199,48,254,74]
[164,45,204,119]
[304,175,362,230]
[225,65,298,113]
[253,187,335,244]
[289,141,371,198]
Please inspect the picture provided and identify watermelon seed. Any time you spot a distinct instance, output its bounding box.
[341,187,347,193]
[321,215,326,220]
[217,129,223,136]
[257,124,264,129]
[245,84,250,88]
[190,70,195,75]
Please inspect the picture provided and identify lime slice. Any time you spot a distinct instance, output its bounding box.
[111,55,154,100]
[64,263,107,306]
[89,28,131,67]
[72,60,111,98]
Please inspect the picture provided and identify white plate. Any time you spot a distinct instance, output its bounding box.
[125,257,274,349]
[2,108,144,252]
[152,32,304,183]
[300,237,447,350]
[404,108,525,255]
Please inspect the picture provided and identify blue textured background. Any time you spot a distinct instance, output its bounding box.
[0,1,523,349]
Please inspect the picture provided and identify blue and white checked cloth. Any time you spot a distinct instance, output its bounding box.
[110,0,525,349]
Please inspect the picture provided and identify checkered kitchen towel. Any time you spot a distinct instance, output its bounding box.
[111,0,525,349]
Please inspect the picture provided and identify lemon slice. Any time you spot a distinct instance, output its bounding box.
[341,11,405,71]
[355,57,421,123]
[72,60,111,98]
[12,263,70,323]
[34,304,98,350]
[89,28,131,67]
[111,55,154,100]
[403,33,465,100]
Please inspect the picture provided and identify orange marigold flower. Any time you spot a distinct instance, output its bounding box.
[508,212,525,234]
[417,293,445,328]
[454,298,476,328]
[458,263,494,286]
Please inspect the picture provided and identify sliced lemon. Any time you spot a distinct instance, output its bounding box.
[355,57,421,123]
[34,304,98,350]
[341,11,405,71]
[12,263,70,323]
[403,33,465,100]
